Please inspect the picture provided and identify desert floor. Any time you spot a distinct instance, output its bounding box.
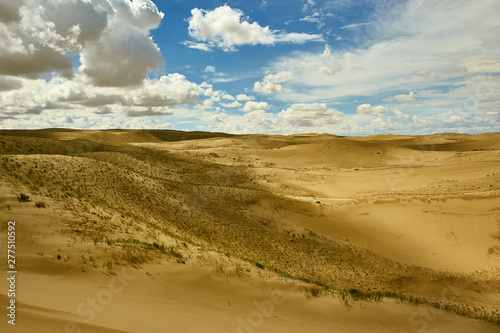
[1,129,499,332]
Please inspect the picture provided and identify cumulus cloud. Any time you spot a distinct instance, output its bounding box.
[0,0,76,79]
[0,74,202,116]
[304,45,342,75]
[236,94,254,101]
[254,71,295,94]
[392,109,410,120]
[241,101,270,112]
[202,87,219,98]
[80,31,162,87]
[196,99,215,110]
[185,5,323,52]
[220,101,242,108]
[278,103,343,127]
[254,81,290,94]
[0,108,175,129]
[204,102,346,135]
[133,74,203,107]
[383,91,417,102]
[221,93,235,100]
[79,0,164,86]
[0,0,209,128]
[356,103,388,116]
[0,0,164,86]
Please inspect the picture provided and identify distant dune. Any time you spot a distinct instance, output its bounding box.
[1,129,499,332]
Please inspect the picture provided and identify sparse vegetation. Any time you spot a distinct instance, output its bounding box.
[17,193,30,202]
[233,263,245,277]
[106,261,112,272]
[305,287,321,298]
[35,201,46,208]
[215,261,225,274]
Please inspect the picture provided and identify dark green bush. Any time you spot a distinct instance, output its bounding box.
[17,193,30,202]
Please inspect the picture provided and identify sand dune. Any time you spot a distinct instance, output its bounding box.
[1,130,499,332]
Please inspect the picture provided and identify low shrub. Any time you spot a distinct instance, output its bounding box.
[17,193,30,202]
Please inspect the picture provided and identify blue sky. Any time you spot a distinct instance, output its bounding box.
[0,0,499,135]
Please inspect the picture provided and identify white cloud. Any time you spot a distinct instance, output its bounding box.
[79,0,164,87]
[392,109,410,120]
[302,0,316,12]
[220,101,242,108]
[200,114,226,123]
[221,93,235,100]
[2,0,500,136]
[203,87,219,97]
[134,74,203,106]
[241,101,270,112]
[300,12,322,25]
[206,102,345,135]
[356,103,388,116]
[182,41,213,52]
[415,69,441,79]
[278,103,343,127]
[300,8,335,30]
[265,71,295,84]
[0,109,174,130]
[0,0,164,86]
[262,0,500,110]
[254,80,290,94]
[383,91,417,102]
[236,94,254,101]
[195,99,214,110]
[0,74,202,117]
[185,5,323,52]
[254,71,295,94]
[271,45,341,86]
[202,105,497,136]
[275,32,324,44]
[204,66,216,73]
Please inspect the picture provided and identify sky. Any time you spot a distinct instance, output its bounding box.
[0,0,499,135]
